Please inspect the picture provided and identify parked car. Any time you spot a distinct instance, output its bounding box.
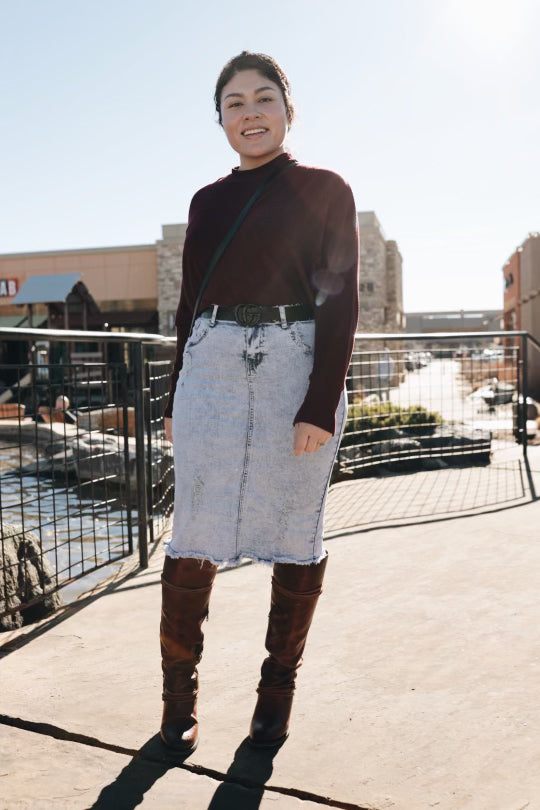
[404,352,418,371]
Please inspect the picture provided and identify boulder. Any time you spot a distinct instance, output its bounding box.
[72,431,137,483]
[376,437,423,455]
[420,424,491,453]
[1,523,63,631]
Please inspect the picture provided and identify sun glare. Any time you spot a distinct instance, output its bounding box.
[442,0,535,54]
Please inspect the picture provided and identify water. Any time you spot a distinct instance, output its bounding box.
[0,440,136,606]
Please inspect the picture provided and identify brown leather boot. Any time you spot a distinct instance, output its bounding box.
[248,551,329,748]
[160,555,218,753]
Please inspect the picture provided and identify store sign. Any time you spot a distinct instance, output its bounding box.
[0,279,18,297]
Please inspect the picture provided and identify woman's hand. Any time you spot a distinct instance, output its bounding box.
[293,422,332,456]
[164,416,173,444]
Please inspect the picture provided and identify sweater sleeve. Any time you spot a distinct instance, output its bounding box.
[292,179,359,435]
[163,273,194,419]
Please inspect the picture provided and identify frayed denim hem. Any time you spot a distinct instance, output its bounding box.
[162,540,327,568]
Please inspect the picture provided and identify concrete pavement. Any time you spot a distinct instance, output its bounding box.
[1,446,539,809]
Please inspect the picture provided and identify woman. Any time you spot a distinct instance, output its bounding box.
[160,51,359,755]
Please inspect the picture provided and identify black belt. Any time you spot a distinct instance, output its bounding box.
[200,303,314,327]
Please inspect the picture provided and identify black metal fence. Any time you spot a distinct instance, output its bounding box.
[339,330,539,477]
[1,325,538,627]
[0,326,175,627]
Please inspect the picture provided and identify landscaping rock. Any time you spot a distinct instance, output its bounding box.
[72,431,136,482]
[0,523,63,631]
[419,424,491,453]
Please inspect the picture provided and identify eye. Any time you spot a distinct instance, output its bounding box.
[258,96,273,103]
[228,101,242,108]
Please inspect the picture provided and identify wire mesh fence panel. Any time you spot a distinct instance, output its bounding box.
[1,325,537,624]
[0,358,135,624]
[340,335,524,475]
[145,357,174,544]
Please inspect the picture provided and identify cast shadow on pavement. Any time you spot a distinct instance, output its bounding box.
[206,738,280,809]
[90,734,281,810]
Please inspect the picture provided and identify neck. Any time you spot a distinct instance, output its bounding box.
[238,146,286,171]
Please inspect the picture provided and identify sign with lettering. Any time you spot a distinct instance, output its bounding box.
[0,279,18,297]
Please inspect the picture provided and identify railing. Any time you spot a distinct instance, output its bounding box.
[339,330,540,478]
[0,326,175,627]
[1,325,538,626]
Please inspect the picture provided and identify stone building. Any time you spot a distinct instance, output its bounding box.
[357,212,404,335]
[156,224,187,334]
[155,212,404,337]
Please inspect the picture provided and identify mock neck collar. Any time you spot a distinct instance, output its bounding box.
[229,151,295,181]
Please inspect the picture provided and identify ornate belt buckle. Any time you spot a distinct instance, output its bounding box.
[234,304,263,327]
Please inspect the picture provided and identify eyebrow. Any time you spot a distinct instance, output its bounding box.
[223,86,276,100]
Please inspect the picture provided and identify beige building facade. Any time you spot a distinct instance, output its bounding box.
[0,244,158,330]
[0,211,403,338]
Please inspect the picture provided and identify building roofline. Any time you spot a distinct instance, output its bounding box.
[405,309,502,317]
[0,243,156,260]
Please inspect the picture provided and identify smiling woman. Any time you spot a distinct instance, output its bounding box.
[214,51,295,126]
[159,50,359,758]
[215,53,294,170]
[219,70,288,169]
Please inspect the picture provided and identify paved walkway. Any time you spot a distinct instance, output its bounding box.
[1,447,539,809]
[325,443,537,535]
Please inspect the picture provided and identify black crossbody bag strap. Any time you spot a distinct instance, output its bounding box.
[187,159,298,338]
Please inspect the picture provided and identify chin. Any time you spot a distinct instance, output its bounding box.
[246,143,281,157]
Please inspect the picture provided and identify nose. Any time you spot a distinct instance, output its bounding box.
[243,102,261,119]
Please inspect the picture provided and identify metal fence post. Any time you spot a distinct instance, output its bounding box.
[144,379,154,546]
[522,336,529,459]
[119,361,134,555]
[133,341,149,568]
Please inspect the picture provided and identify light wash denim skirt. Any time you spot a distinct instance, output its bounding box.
[164,308,348,567]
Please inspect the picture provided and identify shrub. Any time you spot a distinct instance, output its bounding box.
[342,401,441,445]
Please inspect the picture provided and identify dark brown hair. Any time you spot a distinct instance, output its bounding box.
[214,51,295,127]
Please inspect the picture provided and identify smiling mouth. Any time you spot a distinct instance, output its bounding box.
[242,128,268,137]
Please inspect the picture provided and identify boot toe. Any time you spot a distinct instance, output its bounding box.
[248,722,289,748]
[160,721,198,753]
[248,700,291,748]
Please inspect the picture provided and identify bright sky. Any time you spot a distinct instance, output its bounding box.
[2,0,539,312]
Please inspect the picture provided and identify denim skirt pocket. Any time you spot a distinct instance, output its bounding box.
[286,320,315,356]
[185,317,211,348]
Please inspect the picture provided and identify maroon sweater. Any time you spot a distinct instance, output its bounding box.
[164,152,359,435]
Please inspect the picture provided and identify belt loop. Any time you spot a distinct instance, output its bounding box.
[278,305,288,329]
[209,304,218,327]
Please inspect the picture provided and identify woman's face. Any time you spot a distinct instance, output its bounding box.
[220,69,289,170]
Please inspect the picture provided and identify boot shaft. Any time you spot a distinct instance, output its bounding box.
[263,552,329,676]
[160,556,218,679]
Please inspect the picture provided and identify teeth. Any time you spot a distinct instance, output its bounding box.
[243,128,267,135]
